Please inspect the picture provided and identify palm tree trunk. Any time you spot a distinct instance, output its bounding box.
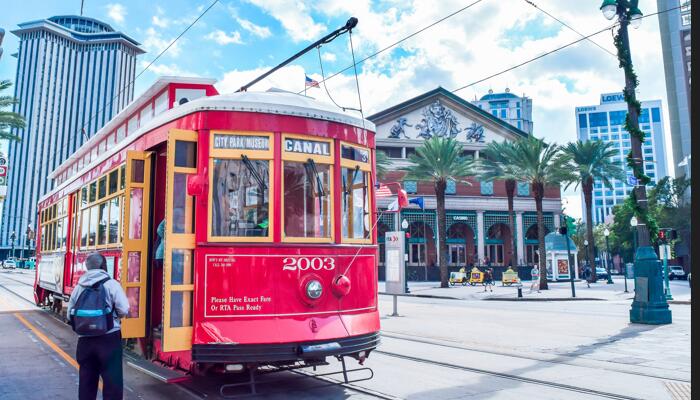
[436,179,448,288]
[583,177,597,282]
[505,179,516,267]
[533,182,548,290]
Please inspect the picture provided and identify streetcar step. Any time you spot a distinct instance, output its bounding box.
[125,354,190,383]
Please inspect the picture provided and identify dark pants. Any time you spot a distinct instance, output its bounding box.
[76,330,123,400]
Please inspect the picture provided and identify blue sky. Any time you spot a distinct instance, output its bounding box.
[0,0,674,219]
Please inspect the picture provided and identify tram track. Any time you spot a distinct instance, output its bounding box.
[380,331,691,383]
[374,349,644,400]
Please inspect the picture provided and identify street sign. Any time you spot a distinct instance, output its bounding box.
[0,165,7,176]
[626,174,638,186]
[385,231,406,295]
[659,244,672,260]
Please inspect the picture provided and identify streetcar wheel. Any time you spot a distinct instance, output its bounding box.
[505,282,512,286]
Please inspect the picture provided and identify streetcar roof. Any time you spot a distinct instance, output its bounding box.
[43,79,375,203]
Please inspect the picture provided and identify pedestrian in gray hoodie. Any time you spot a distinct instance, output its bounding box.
[67,252,129,400]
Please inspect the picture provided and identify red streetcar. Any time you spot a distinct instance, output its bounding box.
[33,76,380,387]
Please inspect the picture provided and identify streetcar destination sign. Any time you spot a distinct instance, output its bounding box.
[213,134,270,150]
[284,138,330,156]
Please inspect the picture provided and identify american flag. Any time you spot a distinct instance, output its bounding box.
[375,184,393,198]
[305,75,320,88]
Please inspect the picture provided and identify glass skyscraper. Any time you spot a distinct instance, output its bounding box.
[0,16,144,253]
[575,93,668,225]
[657,0,691,178]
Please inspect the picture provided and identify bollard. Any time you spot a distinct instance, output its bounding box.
[517,287,522,298]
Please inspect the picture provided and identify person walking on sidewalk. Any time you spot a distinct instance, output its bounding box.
[67,252,129,400]
[529,265,540,293]
[483,268,494,292]
[582,263,592,288]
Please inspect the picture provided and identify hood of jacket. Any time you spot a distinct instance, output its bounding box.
[78,269,111,287]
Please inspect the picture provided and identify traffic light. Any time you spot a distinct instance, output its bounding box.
[658,230,666,243]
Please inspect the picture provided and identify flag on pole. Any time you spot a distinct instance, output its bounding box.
[305,75,320,88]
[375,184,393,198]
[408,196,424,209]
[386,189,409,212]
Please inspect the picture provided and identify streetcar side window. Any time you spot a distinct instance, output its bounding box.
[210,159,270,237]
[208,132,274,241]
[281,135,334,242]
[341,167,370,240]
[283,161,332,239]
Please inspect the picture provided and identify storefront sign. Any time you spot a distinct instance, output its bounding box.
[284,138,330,156]
[452,216,470,221]
[213,134,269,150]
[600,92,624,104]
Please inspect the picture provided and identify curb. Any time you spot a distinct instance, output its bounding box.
[378,292,462,300]
[484,297,606,301]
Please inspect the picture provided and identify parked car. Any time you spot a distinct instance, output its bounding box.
[668,265,687,280]
[595,267,608,280]
[2,259,16,269]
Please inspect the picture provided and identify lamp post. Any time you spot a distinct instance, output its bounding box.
[584,239,589,271]
[602,0,670,324]
[9,231,16,260]
[402,218,410,293]
[560,227,575,298]
[603,228,614,284]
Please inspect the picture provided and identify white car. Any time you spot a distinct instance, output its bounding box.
[2,260,16,269]
[668,265,688,280]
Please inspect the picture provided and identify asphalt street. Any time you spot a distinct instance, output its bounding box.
[0,269,691,399]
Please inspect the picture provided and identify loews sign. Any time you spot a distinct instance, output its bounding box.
[600,92,625,104]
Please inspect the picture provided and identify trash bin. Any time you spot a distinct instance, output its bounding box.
[625,263,634,279]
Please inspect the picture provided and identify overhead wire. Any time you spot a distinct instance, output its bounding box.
[450,5,682,94]
[522,0,617,58]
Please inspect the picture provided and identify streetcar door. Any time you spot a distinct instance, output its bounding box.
[162,129,197,352]
[121,151,153,339]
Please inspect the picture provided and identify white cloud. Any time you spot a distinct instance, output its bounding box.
[244,0,325,42]
[141,61,200,77]
[106,3,127,24]
[206,30,244,45]
[152,15,169,28]
[237,18,272,39]
[321,52,337,62]
[142,27,183,57]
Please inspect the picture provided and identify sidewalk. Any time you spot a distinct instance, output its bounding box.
[378,278,692,302]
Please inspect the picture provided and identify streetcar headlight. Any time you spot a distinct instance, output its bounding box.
[306,280,323,299]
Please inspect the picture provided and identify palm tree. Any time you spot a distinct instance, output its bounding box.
[0,80,25,141]
[563,140,625,282]
[402,136,477,288]
[508,136,572,290]
[375,150,390,181]
[479,140,520,267]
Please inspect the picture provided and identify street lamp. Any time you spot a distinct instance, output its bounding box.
[9,231,16,260]
[602,1,671,324]
[401,219,410,293]
[584,239,589,270]
[603,228,614,284]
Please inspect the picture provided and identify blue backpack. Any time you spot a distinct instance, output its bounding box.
[70,277,114,336]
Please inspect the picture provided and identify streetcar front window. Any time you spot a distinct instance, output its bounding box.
[341,167,370,240]
[283,161,331,239]
[210,158,270,237]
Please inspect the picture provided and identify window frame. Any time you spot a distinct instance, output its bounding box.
[339,141,373,244]
[78,165,125,250]
[281,133,335,244]
[207,130,275,243]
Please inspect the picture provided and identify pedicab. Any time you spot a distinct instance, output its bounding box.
[501,267,521,286]
[449,267,468,286]
[468,266,485,286]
